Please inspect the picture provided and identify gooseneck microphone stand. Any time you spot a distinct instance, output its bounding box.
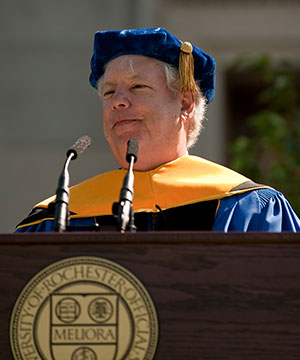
[113,138,139,233]
[52,136,92,232]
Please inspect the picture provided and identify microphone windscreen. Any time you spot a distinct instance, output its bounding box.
[126,138,139,163]
[66,135,92,159]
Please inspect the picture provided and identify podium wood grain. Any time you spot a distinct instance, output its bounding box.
[1,232,300,359]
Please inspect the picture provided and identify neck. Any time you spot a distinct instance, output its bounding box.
[124,152,188,171]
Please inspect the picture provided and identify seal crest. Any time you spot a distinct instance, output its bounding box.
[10,256,158,360]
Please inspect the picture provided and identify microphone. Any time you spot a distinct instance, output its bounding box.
[113,138,139,233]
[126,138,139,164]
[66,135,92,160]
[53,136,92,232]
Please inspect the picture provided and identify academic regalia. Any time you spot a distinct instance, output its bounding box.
[16,156,300,233]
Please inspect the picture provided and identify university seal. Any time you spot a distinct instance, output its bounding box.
[10,256,159,360]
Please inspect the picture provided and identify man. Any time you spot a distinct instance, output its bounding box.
[16,28,300,232]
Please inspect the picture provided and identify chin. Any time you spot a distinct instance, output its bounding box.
[132,156,158,172]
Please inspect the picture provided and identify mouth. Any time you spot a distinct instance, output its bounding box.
[112,119,140,129]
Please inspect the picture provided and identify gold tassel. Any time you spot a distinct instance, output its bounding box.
[179,41,198,93]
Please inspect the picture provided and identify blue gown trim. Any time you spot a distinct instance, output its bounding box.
[213,188,300,232]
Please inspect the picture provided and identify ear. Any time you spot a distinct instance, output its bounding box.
[180,92,195,123]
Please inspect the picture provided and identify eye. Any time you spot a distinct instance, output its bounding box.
[131,84,148,90]
[102,89,115,98]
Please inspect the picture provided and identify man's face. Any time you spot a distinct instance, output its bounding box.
[100,55,189,170]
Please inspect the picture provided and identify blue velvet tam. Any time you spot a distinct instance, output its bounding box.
[89,27,216,103]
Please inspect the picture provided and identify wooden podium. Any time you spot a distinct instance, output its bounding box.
[1,232,300,359]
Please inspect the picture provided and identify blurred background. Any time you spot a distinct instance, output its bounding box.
[1,0,300,232]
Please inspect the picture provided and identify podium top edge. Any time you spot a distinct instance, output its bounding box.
[0,231,300,246]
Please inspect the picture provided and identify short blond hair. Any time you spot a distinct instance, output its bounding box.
[162,61,207,148]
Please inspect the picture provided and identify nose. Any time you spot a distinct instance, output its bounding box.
[111,88,130,110]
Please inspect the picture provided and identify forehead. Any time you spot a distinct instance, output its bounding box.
[103,55,165,81]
